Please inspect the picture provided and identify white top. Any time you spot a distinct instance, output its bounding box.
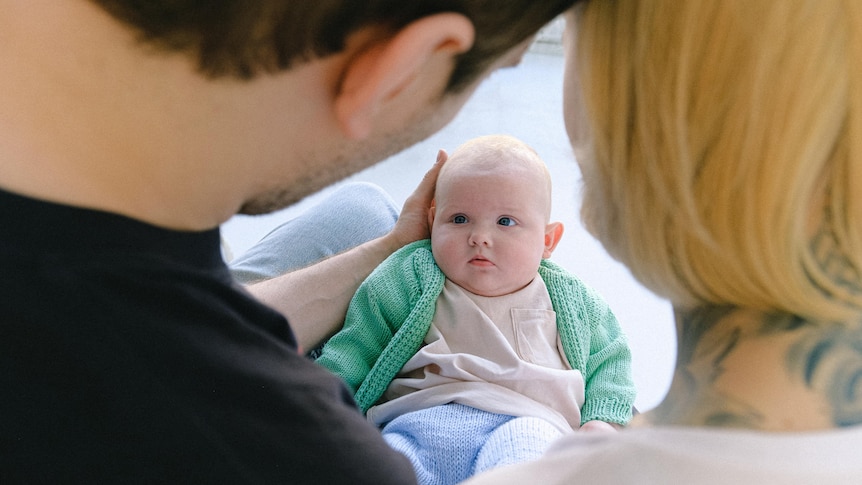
[463,425,862,484]
[366,277,585,433]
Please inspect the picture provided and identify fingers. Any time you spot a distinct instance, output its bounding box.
[388,148,449,248]
[579,420,620,433]
[418,149,448,201]
[404,148,448,206]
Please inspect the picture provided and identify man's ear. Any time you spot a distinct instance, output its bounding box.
[334,13,475,140]
[543,222,564,258]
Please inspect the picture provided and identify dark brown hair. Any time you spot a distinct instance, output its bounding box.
[90,0,576,91]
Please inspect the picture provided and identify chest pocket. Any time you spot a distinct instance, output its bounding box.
[510,308,567,368]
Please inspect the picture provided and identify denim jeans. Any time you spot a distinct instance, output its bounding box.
[229,182,399,284]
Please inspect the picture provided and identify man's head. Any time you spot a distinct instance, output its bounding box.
[0,1,578,231]
[90,0,575,93]
[429,135,564,297]
[77,1,578,224]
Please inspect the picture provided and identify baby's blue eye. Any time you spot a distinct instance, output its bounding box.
[498,217,516,227]
[453,215,468,224]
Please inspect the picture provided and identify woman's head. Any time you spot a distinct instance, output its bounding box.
[566,0,862,321]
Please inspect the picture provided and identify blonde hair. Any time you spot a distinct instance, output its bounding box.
[574,0,862,321]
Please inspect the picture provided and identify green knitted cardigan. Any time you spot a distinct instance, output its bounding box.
[316,239,636,426]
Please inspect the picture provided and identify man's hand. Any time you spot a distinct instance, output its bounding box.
[247,148,449,350]
[388,149,448,249]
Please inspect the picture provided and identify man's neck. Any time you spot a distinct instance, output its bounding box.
[636,306,862,431]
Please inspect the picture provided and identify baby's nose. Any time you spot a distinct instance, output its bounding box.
[468,228,491,246]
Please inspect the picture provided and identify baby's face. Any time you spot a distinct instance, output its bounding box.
[430,163,553,297]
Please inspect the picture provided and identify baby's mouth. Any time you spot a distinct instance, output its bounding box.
[469,255,494,266]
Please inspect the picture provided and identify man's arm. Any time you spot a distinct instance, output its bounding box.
[247,150,447,351]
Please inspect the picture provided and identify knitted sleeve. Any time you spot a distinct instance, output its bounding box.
[316,268,404,393]
[315,240,444,412]
[541,260,636,426]
[578,283,636,425]
[315,244,418,393]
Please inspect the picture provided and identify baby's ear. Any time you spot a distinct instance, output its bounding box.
[543,222,564,258]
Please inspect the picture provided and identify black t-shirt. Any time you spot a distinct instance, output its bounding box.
[0,189,416,484]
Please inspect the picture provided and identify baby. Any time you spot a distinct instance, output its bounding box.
[317,134,635,485]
